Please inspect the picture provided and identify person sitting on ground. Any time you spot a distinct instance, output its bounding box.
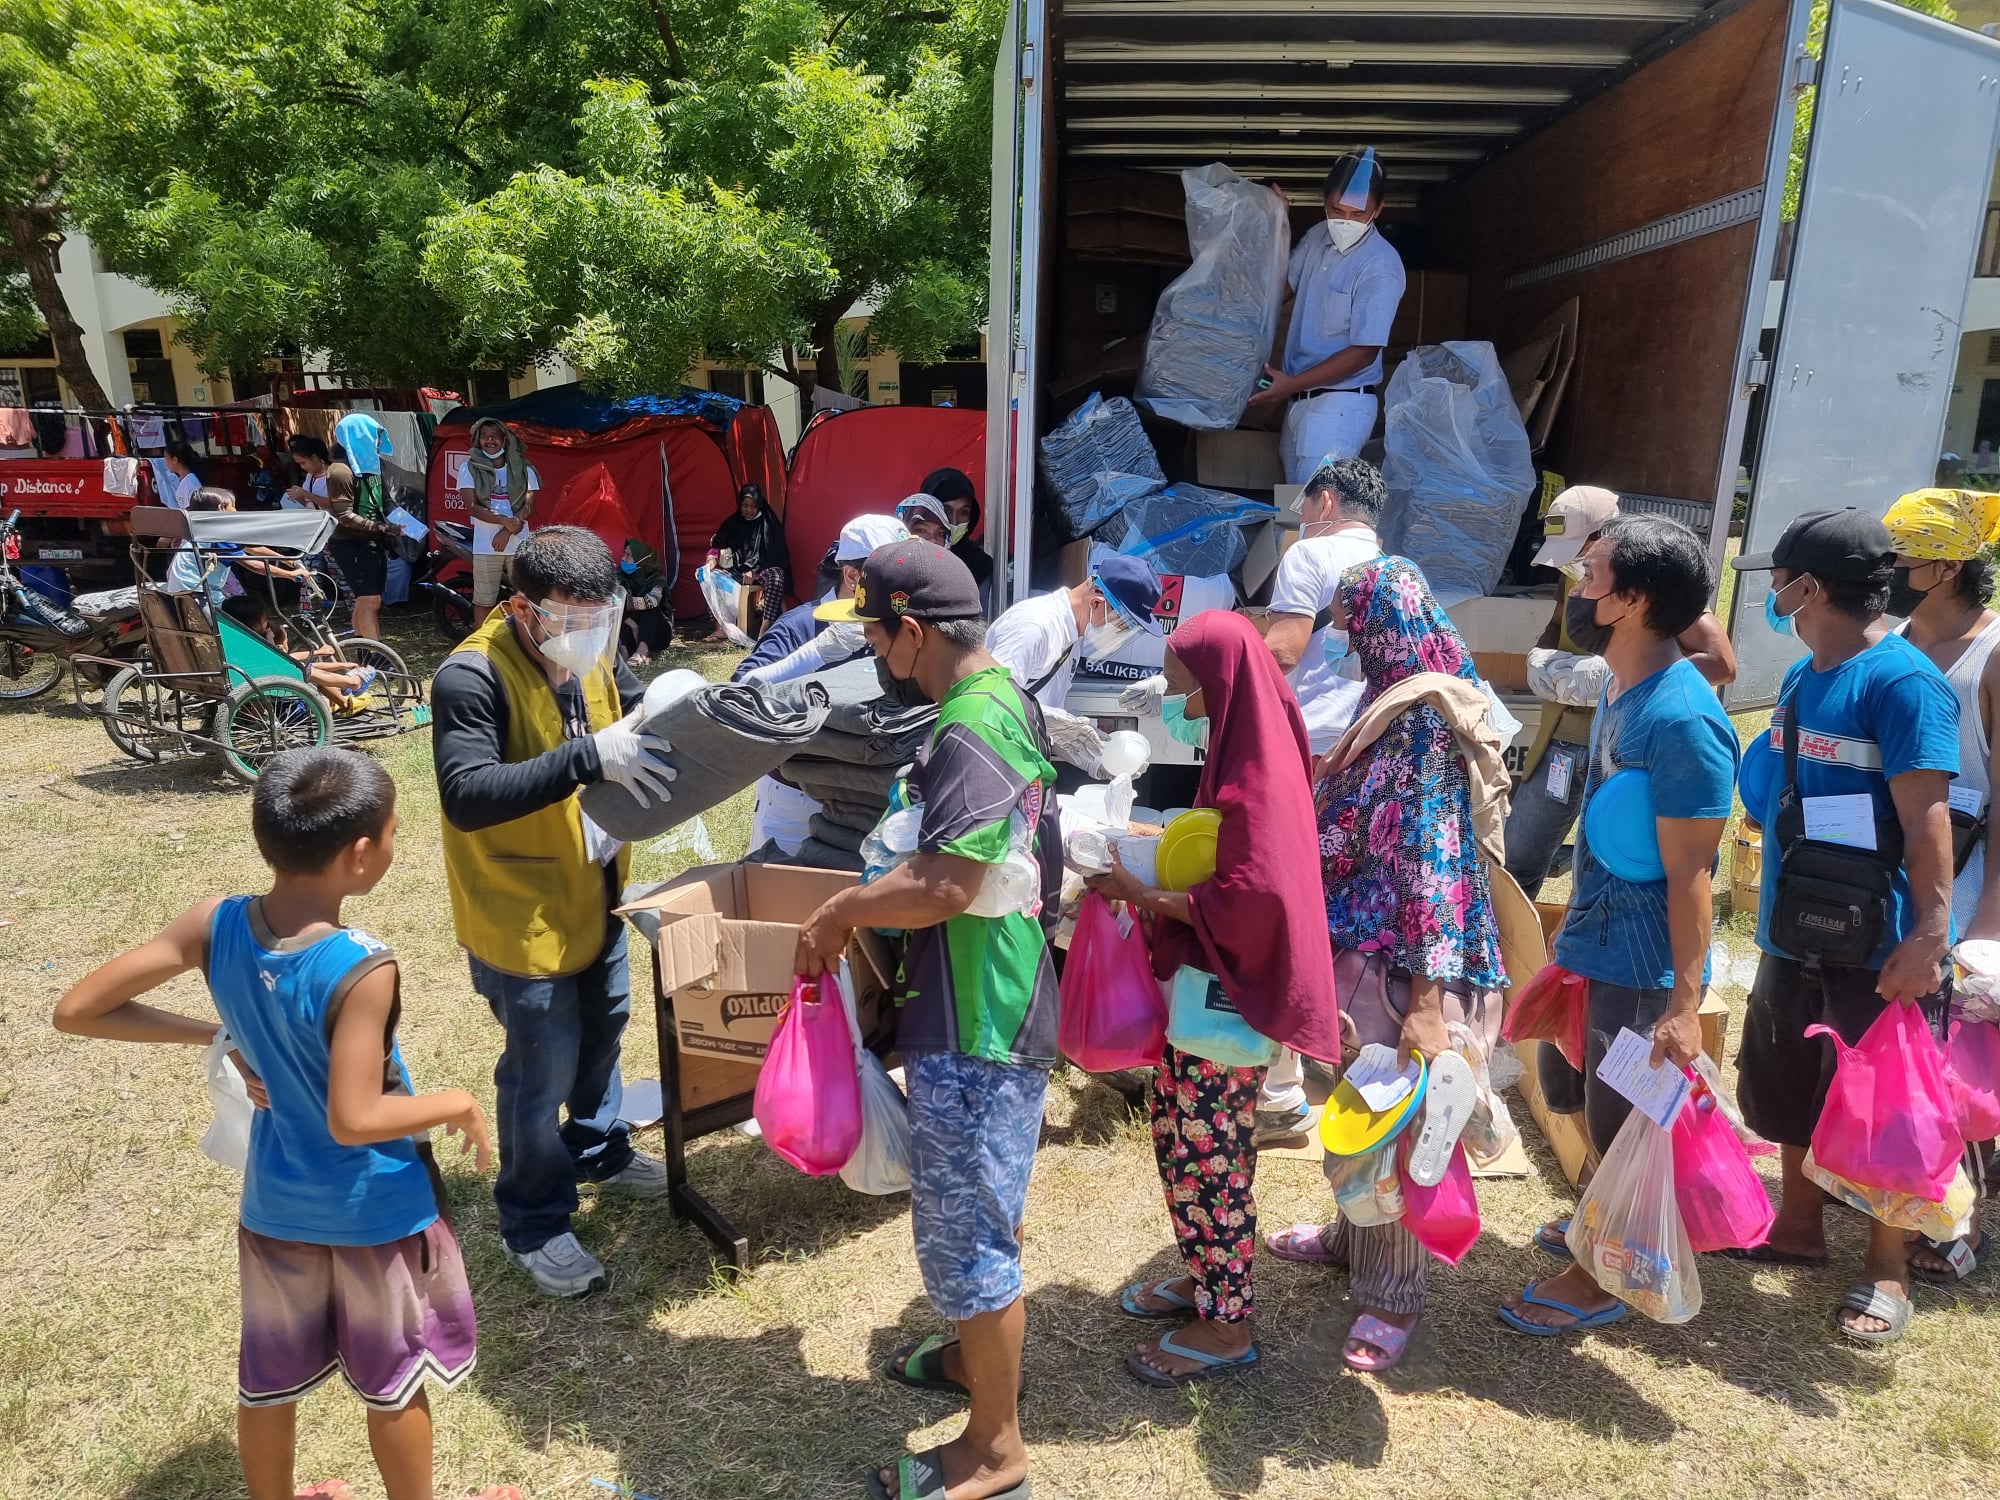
[617,539,671,668]
[1881,486,2000,1283]
[1084,610,1342,1388]
[52,747,504,1500]
[1729,508,1958,1345]
[1497,517,1740,1338]
[705,482,789,641]
[431,526,680,1299]
[794,540,1057,1500]
[921,466,995,616]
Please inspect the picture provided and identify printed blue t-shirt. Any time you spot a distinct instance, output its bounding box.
[1753,632,1959,968]
[1555,659,1740,990]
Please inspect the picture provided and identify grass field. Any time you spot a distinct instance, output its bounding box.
[2,612,1996,1500]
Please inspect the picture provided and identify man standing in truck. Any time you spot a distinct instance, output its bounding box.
[1246,148,1406,486]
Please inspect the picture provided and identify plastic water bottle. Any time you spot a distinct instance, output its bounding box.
[642,668,707,720]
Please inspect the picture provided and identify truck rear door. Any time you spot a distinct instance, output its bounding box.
[1727,0,2000,707]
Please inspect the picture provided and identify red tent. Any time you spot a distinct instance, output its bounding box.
[783,406,986,588]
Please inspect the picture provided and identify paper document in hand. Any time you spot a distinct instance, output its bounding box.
[1345,1043,1420,1112]
[1595,1026,1691,1130]
[1801,793,1877,850]
[386,506,430,541]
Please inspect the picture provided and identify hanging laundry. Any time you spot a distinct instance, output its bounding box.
[145,457,175,504]
[131,413,167,448]
[103,456,140,498]
[0,409,33,446]
[59,418,89,458]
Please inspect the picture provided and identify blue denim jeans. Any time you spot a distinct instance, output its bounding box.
[1503,737,1589,898]
[469,922,635,1252]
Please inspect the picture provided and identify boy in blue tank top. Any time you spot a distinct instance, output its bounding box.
[55,748,500,1500]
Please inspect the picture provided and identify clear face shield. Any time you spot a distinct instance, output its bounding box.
[525,592,626,677]
[1324,148,1384,251]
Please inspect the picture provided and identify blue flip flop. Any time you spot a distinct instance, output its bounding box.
[1125,1329,1262,1387]
[1119,1278,1197,1320]
[1533,1219,1574,1259]
[1497,1282,1629,1338]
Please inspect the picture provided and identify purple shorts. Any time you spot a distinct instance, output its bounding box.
[238,1221,477,1411]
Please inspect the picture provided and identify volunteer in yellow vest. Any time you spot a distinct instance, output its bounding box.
[1503,486,1738,897]
[432,526,679,1299]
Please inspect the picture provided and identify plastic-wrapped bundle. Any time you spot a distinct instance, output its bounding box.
[1134,164,1291,431]
[1038,394,1164,542]
[1378,342,1536,600]
[1097,481,1278,578]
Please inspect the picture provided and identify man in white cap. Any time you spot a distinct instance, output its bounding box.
[1504,486,1737,896]
[735,513,909,856]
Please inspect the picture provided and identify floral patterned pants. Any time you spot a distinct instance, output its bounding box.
[1149,1044,1265,1324]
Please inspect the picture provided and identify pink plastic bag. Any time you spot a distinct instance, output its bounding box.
[1501,963,1588,1072]
[1806,1004,1959,1202]
[1944,1018,2000,1142]
[1398,1138,1481,1265]
[1058,894,1167,1072]
[1671,1083,1775,1253]
[753,973,863,1175]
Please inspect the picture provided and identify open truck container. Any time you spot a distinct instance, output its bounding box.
[984,0,2000,754]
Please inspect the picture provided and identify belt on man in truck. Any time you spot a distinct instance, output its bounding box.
[1296,385,1376,400]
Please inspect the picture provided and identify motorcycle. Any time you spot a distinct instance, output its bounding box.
[0,510,148,700]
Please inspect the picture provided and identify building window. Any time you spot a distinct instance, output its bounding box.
[0,368,21,407]
[24,367,61,406]
[470,370,511,407]
[708,369,747,400]
[122,328,166,361]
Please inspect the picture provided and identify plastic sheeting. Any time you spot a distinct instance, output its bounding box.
[1134,165,1291,431]
[1038,394,1164,543]
[1096,481,1279,579]
[1378,343,1536,602]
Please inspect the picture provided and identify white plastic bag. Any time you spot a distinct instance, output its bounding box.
[201,1029,254,1172]
[836,960,912,1195]
[697,567,755,648]
[1566,1109,1701,1324]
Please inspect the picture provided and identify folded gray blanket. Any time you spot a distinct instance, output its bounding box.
[764,658,937,744]
[746,835,865,873]
[778,756,907,804]
[580,681,831,842]
[807,813,868,854]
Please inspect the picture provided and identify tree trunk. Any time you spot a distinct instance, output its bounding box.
[811,299,845,395]
[3,207,111,411]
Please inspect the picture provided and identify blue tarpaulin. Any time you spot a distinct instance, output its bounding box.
[438,382,745,433]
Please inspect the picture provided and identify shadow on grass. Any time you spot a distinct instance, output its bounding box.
[119,1433,241,1500]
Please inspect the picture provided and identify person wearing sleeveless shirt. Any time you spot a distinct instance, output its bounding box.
[1884,487,2000,1282]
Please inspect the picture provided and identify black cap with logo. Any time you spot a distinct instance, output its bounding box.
[815,538,985,624]
[1730,507,1895,584]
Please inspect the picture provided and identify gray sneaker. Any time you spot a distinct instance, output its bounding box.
[505,1231,606,1298]
[594,1150,673,1199]
[1253,1101,1315,1148]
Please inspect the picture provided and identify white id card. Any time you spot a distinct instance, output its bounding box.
[1546,749,1575,803]
[1948,782,1986,817]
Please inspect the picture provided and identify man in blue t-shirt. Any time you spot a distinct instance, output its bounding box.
[1498,517,1739,1337]
[1730,507,1958,1346]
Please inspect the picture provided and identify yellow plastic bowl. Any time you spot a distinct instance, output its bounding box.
[1319,1051,1429,1157]
[1156,808,1222,892]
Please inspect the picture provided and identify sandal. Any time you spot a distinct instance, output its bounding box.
[1124,1329,1262,1388]
[1534,1219,1574,1259]
[1833,1281,1914,1345]
[882,1334,1028,1399]
[294,1486,354,1500]
[1720,1243,1830,1269]
[1910,1231,1987,1286]
[1264,1223,1340,1264]
[1341,1312,1417,1372]
[1404,1050,1476,1187]
[864,1448,1030,1500]
[1497,1281,1629,1338]
[1118,1278,1197,1319]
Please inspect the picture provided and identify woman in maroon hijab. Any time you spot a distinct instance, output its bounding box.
[1085,610,1340,1386]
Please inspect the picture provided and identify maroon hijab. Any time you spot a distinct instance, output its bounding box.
[1148,611,1342,1062]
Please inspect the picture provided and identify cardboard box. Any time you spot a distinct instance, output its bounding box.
[1237,511,1302,603]
[1473,649,1531,694]
[1195,429,1285,490]
[1446,592,1556,656]
[622,863,894,1065]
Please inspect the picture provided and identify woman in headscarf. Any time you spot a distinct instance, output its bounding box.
[921,466,995,615]
[706,483,789,640]
[1261,555,1504,1372]
[618,538,671,667]
[1084,610,1341,1387]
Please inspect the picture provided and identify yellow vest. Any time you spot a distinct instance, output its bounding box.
[440,609,632,977]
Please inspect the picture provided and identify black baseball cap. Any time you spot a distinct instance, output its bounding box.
[1730,507,1895,583]
[815,538,984,624]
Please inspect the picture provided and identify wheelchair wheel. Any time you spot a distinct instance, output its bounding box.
[0,640,62,700]
[214,676,332,783]
[102,665,182,762]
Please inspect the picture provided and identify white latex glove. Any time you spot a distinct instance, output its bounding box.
[1043,707,1106,776]
[1118,673,1168,715]
[592,708,677,808]
[1526,647,1612,709]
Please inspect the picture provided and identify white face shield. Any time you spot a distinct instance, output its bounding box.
[526,592,626,676]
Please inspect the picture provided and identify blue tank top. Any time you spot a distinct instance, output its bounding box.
[207,896,439,1246]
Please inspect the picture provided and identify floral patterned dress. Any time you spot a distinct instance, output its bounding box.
[1317,558,1503,988]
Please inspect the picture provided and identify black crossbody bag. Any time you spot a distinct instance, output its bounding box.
[1768,682,1903,968]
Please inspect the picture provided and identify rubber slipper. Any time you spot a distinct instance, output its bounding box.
[1341,1312,1416,1372]
[294,1486,355,1500]
[1403,1050,1476,1187]
[1533,1219,1574,1259]
[864,1448,1030,1500]
[1264,1223,1341,1264]
[882,1334,1028,1399]
[1496,1281,1629,1338]
[1125,1329,1262,1388]
[1909,1231,1986,1286]
[1833,1281,1913,1345]
[1719,1243,1829,1269]
[1119,1277,1197,1319]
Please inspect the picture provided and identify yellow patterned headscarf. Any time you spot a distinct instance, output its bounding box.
[1881,488,2000,561]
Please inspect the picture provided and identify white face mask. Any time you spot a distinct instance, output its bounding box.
[948,521,971,547]
[540,622,614,677]
[1326,217,1372,253]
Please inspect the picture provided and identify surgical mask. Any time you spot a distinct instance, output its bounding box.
[948,522,971,547]
[1887,565,1938,618]
[1322,627,1352,669]
[1326,217,1372,253]
[1161,693,1207,747]
[1764,575,1811,638]
[1563,589,1617,656]
[619,559,638,575]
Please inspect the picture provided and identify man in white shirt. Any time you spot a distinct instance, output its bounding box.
[985,552,1162,773]
[455,418,541,610]
[1244,149,1407,485]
